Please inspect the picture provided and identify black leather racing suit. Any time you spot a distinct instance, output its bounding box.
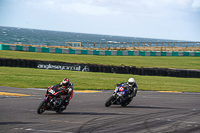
[51,82,73,107]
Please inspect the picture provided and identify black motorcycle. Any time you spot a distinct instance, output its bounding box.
[37,86,69,114]
[105,84,133,107]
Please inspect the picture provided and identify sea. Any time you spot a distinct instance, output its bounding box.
[0,26,199,48]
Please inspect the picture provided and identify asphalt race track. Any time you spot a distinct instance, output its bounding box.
[0,86,200,133]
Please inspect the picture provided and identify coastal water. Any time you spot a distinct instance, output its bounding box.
[0,26,199,48]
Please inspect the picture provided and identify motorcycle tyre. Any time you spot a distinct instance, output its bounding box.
[121,98,133,107]
[121,103,128,107]
[56,108,64,113]
[105,96,115,107]
[37,100,47,114]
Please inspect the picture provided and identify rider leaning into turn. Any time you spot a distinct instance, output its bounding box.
[52,78,73,109]
[114,78,138,100]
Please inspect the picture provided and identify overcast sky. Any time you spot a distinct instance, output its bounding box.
[1,0,200,41]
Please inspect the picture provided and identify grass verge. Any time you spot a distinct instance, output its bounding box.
[0,67,199,92]
[0,50,200,69]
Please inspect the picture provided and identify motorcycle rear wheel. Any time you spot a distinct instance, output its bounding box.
[105,96,114,107]
[37,100,46,114]
[121,98,133,107]
[56,108,64,113]
[121,103,128,107]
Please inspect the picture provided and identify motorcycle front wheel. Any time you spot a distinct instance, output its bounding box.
[37,100,47,114]
[105,96,115,107]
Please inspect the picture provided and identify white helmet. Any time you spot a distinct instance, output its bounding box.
[128,78,135,86]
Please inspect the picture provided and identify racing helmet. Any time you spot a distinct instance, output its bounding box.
[128,78,135,86]
[62,78,70,88]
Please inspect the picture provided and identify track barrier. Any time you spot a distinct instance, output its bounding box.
[0,44,200,56]
[0,58,199,78]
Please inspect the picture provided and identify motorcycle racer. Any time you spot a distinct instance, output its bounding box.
[48,78,73,110]
[114,78,138,101]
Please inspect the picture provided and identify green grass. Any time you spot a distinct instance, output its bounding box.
[0,50,200,69]
[0,50,200,92]
[0,67,200,92]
